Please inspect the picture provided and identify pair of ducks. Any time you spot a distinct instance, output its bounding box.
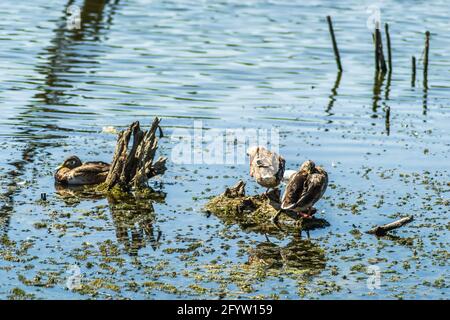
[55,148,328,224]
[247,146,328,223]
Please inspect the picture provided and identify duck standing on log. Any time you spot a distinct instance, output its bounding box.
[272,160,328,223]
[54,155,110,185]
[247,146,285,196]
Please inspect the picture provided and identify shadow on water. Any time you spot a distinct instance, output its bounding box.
[55,184,166,256]
[0,0,120,234]
[247,237,326,275]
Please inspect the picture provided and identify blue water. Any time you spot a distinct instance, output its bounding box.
[0,0,448,299]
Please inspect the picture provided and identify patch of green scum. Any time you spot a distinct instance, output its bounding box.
[98,263,118,274]
[0,239,36,263]
[368,257,387,264]
[0,235,15,246]
[126,281,139,292]
[98,239,121,257]
[349,229,362,239]
[427,276,448,289]
[297,281,311,298]
[18,271,60,288]
[8,287,35,300]
[142,281,182,295]
[196,262,255,294]
[330,265,339,276]
[75,278,121,296]
[101,183,164,202]
[431,249,450,266]
[316,280,342,296]
[163,241,203,254]
[188,284,210,295]
[350,263,366,273]
[95,182,109,193]
[33,221,48,229]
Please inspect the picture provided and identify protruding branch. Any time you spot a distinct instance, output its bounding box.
[366,216,414,236]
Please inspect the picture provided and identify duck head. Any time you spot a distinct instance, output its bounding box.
[56,155,82,171]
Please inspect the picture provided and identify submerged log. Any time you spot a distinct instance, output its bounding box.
[105,117,167,191]
[366,216,414,236]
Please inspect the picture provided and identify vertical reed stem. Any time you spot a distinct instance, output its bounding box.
[327,16,343,72]
[423,31,430,88]
[385,23,392,72]
[411,56,416,87]
[374,32,380,73]
[375,26,387,73]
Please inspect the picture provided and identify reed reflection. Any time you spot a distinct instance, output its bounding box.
[0,0,121,234]
[325,71,342,116]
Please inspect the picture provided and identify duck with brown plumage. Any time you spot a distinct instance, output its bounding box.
[246,146,285,196]
[272,160,328,224]
[54,155,110,185]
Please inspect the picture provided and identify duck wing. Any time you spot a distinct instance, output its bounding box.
[72,162,110,175]
[67,163,110,184]
[83,161,111,168]
[295,170,328,209]
[281,170,307,210]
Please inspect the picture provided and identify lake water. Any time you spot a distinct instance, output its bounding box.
[0,0,449,299]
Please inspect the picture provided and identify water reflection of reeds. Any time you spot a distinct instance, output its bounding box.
[0,0,121,235]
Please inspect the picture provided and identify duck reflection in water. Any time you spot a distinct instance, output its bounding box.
[55,184,165,256]
[247,237,326,274]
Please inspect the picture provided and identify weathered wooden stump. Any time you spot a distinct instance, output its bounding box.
[104,117,167,192]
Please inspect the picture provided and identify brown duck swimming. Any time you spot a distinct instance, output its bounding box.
[54,155,110,185]
[247,146,285,195]
[272,160,328,223]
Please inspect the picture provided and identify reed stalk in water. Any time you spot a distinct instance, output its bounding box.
[327,16,343,72]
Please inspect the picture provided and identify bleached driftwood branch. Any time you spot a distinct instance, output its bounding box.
[105,117,167,191]
[366,216,414,236]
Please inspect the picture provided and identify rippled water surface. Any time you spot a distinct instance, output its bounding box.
[0,0,449,299]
